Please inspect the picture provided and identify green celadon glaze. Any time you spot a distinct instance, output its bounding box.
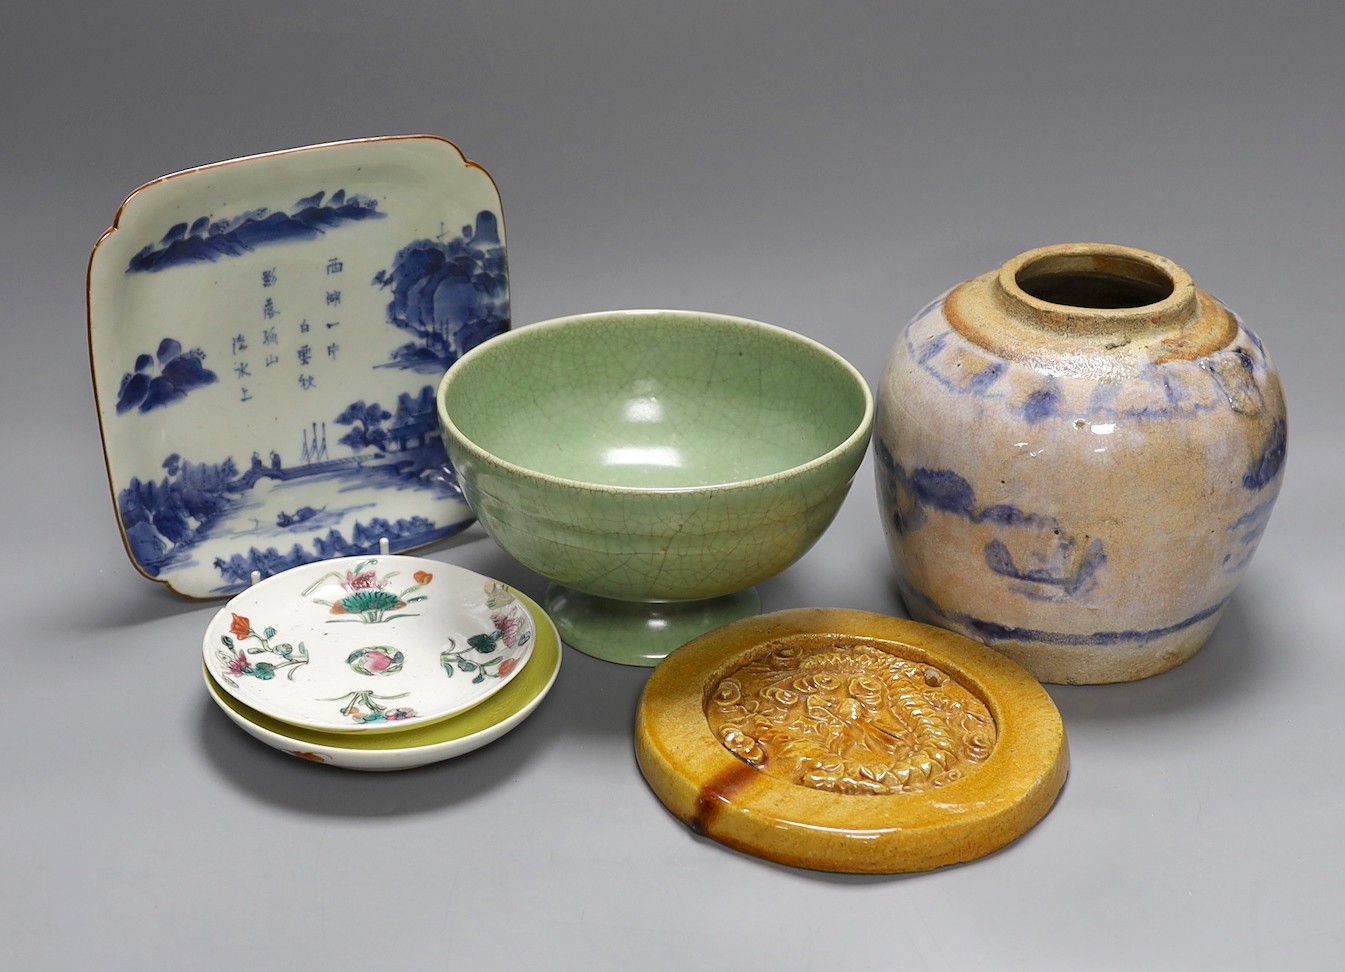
[437,310,873,664]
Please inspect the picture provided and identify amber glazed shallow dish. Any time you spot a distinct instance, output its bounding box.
[635,608,1068,874]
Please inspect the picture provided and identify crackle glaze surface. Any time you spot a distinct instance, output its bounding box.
[437,310,873,664]
[875,244,1287,683]
[635,608,1067,874]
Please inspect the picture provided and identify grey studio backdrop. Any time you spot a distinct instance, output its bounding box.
[3,2,1341,969]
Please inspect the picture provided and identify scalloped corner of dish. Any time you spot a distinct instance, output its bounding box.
[87,136,510,598]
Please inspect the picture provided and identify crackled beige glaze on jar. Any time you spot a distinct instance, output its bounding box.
[875,244,1287,683]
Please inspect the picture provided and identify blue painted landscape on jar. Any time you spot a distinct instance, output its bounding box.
[881,295,1285,653]
[896,580,1230,649]
[903,298,1288,500]
[876,438,1234,647]
[875,441,1108,602]
[905,298,1280,425]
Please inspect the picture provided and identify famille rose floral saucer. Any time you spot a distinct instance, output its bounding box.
[203,585,561,771]
[203,555,535,734]
[88,135,510,599]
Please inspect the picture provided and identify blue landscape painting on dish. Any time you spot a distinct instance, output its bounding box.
[115,208,508,593]
[373,210,509,372]
[115,337,218,413]
[125,189,384,273]
[117,383,468,592]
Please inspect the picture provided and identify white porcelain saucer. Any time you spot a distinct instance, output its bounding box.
[204,583,561,771]
[203,555,535,733]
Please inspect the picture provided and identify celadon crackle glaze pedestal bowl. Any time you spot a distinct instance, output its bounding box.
[875,243,1287,684]
[437,310,874,665]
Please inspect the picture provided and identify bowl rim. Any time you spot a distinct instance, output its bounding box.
[436,309,875,496]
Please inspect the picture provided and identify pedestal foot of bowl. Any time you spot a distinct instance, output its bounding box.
[543,585,762,666]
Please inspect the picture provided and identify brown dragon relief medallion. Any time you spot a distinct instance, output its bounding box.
[705,635,996,795]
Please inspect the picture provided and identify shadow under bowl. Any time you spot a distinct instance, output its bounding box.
[437,309,874,665]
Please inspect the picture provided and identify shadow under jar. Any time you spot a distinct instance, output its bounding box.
[438,309,873,665]
[874,243,1287,684]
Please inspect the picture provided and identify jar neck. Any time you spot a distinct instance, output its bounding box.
[991,244,1199,340]
[941,243,1237,373]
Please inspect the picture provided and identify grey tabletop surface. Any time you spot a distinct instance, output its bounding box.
[3,2,1341,969]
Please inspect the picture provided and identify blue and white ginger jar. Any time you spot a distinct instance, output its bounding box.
[874,243,1287,683]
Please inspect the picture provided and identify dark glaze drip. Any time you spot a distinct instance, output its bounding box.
[690,762,760,835]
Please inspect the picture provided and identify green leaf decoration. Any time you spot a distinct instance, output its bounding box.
[468,634,498,653]
[472,673,485,684]
[339,590,404,614]
[264,627,277,639]
[221,636,234,649]
[458,660,478,672]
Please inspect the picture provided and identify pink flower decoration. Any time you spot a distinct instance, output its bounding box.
[344,569,380,592]
[493,613,520,647]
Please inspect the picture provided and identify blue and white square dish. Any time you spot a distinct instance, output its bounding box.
[89,135,509,597]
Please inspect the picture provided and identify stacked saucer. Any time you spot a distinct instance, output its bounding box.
[202,555,560,770]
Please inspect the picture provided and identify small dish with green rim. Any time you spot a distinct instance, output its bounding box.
[203,555,536,734]
[203,585,561,771]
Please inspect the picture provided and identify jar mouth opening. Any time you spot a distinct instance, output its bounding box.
[992,244,1197,335]
[947,243,1233,358]
[1014,253,1175,309]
